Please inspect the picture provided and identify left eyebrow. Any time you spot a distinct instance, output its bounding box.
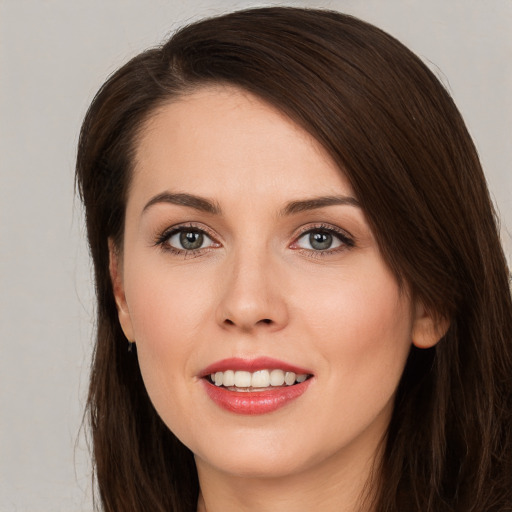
[142,192,221,215]
[280,195,360,216]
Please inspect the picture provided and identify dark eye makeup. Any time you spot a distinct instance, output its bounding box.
[154,222,355,258]
[291,224,355,256]
[154,223,220,258]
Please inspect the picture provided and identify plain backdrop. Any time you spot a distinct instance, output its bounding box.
[1,1,510,510]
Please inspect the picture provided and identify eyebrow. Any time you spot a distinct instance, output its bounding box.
[280,195,360,216]
[142,192,221,215]
[142,192,360,216]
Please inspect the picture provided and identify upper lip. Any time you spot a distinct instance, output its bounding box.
[199,357,313,378]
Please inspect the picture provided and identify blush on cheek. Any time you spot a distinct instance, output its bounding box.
[314,276,412,379]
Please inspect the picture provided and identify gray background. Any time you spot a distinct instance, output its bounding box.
[1,1,510,510]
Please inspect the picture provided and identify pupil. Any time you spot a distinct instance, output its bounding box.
[310,231,332,250]
[180,231,203,250]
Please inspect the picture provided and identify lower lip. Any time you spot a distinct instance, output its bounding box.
[202,379,312,415]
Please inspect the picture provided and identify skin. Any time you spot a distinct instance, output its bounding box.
[110,86,442,512]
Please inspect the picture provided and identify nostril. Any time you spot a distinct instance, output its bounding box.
[221,317,275,328]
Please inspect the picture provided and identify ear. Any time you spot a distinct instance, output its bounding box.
[411,301,449,349]
[108,239,135,342]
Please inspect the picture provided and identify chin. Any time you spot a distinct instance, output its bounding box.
[196,448,314,480]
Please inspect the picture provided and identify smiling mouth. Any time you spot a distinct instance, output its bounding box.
[205,369,312,391]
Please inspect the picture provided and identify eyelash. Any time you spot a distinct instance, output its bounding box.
[292,223,355,258]
[154,223,219,258]
[154,222,355,258]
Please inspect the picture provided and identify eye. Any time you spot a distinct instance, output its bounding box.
[156,225,219,254]
[167,229,214,250]
[293,226,353,253]
[296,230,342,251]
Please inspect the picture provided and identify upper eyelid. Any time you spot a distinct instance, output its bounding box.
[294,223,354,240]
[154,221,354,248]
[155,224,220,255]
[159,222,219,241]
[290,225,356,254]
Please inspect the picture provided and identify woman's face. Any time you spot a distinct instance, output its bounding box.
[112,86,431,481]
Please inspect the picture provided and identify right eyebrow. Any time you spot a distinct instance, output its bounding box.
[280,195,360,216]
[142,192,221,215]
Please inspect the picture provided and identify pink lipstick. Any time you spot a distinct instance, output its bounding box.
[200,357,313,415]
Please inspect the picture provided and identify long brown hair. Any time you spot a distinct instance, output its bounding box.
[76,7,512,511]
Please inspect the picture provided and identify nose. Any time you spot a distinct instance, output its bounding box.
[215,249,289,333]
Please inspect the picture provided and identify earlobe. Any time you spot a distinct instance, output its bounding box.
[411,302,450,349]
[108,239,135,342]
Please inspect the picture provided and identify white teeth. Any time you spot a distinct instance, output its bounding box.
[284,372,296,385]
[208,369,310,388]
[223,369,235,387]
[251,370,270,388]
[269,369,285,386]
[234,371,252,387]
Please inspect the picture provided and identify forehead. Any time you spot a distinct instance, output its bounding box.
[130,85,353,206]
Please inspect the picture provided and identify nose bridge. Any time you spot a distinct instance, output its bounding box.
[216,241,288,331]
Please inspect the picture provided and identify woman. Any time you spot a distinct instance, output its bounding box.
[76,7,512,512]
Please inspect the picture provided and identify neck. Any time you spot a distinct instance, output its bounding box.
[195,442,381,512]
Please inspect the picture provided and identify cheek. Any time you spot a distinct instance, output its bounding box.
[286,260,413,451]
[297,258,413,381]
[122,261,213,413]
[125,256,213,344]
